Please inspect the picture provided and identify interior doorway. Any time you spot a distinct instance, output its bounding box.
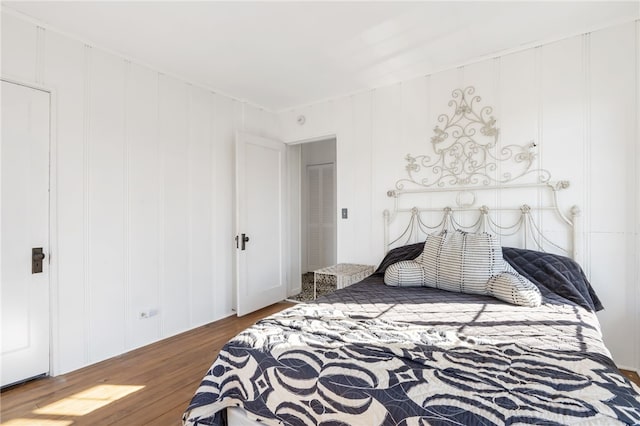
[288,138,337,302]
[301,139,336,273]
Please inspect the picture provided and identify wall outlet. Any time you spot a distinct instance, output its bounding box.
[341,208,348,219]
[138,308,157,319]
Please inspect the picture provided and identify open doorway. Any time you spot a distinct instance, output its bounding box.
[289,138,337,302]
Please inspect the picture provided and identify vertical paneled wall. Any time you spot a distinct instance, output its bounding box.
[279,22,640,370]
[1,10,638,374]
[1,11,280,374]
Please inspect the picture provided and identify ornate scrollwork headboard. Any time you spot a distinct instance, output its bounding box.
[384,87,581,263]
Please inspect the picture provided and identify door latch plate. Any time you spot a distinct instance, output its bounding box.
[32,247,45,274]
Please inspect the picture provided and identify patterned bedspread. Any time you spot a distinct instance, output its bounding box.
[183,276,640,425]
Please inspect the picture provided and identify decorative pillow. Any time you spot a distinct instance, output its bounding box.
[384,230,542,307]
[384,260,427,287]
[418,230,502,294]
[487,264,542,307]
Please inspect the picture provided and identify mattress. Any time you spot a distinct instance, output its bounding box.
[184,253,640,425]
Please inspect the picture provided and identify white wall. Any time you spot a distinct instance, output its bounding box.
[2,10,638,374]
[1,11,280,374]
[278,22,640,371]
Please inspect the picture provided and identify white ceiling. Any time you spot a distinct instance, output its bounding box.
[3,1,638,110]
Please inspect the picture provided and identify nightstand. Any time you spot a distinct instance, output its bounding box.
[313,263,374,299]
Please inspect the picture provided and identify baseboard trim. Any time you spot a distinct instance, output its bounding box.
[618,364,640,374]
[287,287,302,297]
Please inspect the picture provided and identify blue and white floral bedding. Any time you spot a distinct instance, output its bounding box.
[183,250,640,426]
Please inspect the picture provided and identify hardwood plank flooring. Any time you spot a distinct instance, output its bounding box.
[1,300,639,425]
[0,302,293,426]
[622,369,640,388]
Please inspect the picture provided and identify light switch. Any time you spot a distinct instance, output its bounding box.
[341,208,348,219]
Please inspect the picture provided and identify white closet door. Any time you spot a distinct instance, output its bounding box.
[1,80,50,387]
[306,163,335,271]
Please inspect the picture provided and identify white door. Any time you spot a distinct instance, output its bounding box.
[1,80,50,387]
[306,163,336,271]
[235,132,286,316]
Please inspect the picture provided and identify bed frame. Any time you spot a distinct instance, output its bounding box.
[382,87,581,264]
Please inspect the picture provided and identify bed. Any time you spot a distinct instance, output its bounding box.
[183,247,640,425]
[183,87,640,425]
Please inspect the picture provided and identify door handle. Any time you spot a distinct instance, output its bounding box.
[241,234,250,250]
[32,248,45,274]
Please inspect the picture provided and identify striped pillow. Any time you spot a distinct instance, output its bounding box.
[384,260,427,287]
[385,230,542,307]
[419,230,501,294]
[487,265,542,307]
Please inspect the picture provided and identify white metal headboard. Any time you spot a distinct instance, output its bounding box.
[383,87,581,263]
[383,183,581,262]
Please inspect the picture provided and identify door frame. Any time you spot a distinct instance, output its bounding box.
[1,76,58,377]
[285,135,337,297]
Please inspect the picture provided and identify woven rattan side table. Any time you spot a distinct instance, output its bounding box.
[313,263,374,299]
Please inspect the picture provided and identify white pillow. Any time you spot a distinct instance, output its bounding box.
[386,230,542,307]
[487,268,542,307]
[418,230,501,294]
[384,260,426,287]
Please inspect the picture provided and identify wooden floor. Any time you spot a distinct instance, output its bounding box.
[1,300,639,425]
[622,369,640,388]
[0,302,293,426]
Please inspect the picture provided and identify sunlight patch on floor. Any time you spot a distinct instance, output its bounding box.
[1,420,73,426]
[32,384,144,416]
